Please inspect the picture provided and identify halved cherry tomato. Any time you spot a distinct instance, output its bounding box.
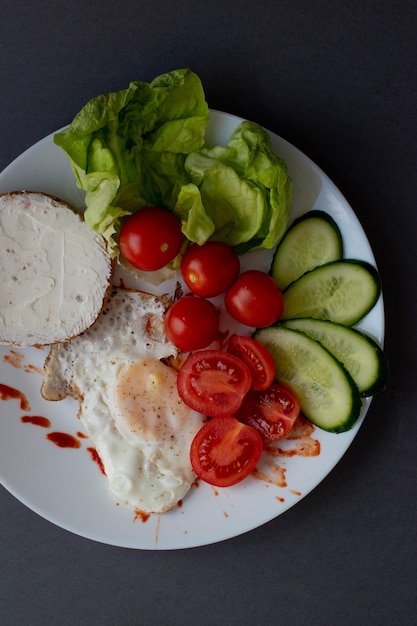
[190,415,263,487]
[227,334,275,391]
[177,349,252,416]
[235,382,300,441]
[165,296,220,352]
[120,207,183,271]
[180,241,240,297]
[224,270,284,327]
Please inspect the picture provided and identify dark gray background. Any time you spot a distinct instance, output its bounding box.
[1,1,416,624]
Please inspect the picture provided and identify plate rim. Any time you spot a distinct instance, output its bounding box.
[0,109,384,549]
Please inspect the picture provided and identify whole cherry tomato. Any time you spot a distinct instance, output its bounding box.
[164,296,220,352]
[225,270,284,327]
[180,241,240,297]
[120,207,183,271]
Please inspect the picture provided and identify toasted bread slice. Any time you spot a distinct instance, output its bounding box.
[0,191,113,346]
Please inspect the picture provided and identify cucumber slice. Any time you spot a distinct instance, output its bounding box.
[281,259,381,325]
[254,326,362,433]
[281,318,388,396]
[271,210,343,290]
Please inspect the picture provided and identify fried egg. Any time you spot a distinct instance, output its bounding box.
[42,287,204,513]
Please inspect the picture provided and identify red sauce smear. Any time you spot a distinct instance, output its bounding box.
[268,416,321,458]
[87,447,106,475]
[3,350,24,368]
[46,432,81,448]
[253,416,321,489]
[77,431,89,439]
[0,383,31,411]
[133,509,150,523]
[3,351,44,374]
[21,415,51,428]
[253,461,287,487]
[24,364,44,375]
[155,514,161,545]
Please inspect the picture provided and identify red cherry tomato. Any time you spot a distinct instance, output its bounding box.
[119,207,183,271]
[235,382,300,441]
[224,270,284,327]
[165,297,219,352]
[190,415,263,487]
[227,334,275,391]
[177,349,252,416]
[180,241,240,297]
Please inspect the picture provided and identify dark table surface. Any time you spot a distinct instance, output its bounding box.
[2,1,416,624]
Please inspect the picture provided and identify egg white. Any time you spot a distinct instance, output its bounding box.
[42,288,204,513]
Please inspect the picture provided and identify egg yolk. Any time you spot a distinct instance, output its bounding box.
[115,359,192,444]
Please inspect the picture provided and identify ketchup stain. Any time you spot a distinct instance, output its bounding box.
[21,415,51,428]
[0,383,31,411]
[3,351,43,374]
[133,509,150,523]
[24,364,44,375]
[253,416,320,489]
[270,416,321,458]
[77,431,89,439]
[253,462,287,488]
[87,447,106,475]
[3,350,24,368]
[46,432,81,448]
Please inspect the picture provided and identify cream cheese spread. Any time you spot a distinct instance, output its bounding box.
[0,191,113,346]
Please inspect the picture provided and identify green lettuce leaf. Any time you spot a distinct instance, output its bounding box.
[54,68,209,255]
[55,69,292,260]
[174,121,292,253]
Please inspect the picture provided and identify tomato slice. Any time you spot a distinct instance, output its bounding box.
[190,416,263,487]
[177,350,252,416]
[227,334,275,391]
[236,382,300,441]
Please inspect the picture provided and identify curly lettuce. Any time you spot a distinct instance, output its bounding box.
[174,121,292,253]
[54,69,292,258]
[54,68,209,255]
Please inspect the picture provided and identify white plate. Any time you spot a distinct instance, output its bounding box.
[0,110,384,549]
